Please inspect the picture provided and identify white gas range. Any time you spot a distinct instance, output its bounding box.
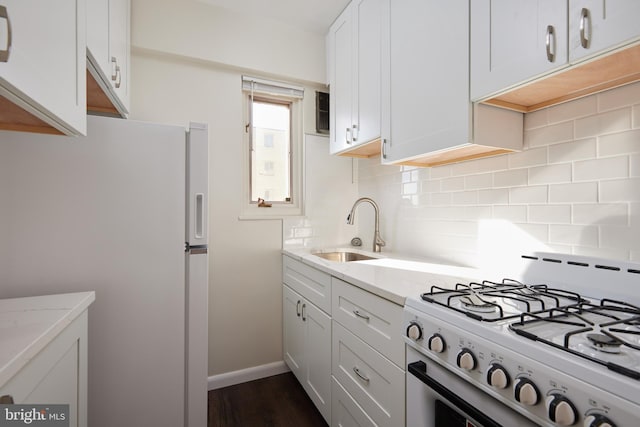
[403,252,640,427]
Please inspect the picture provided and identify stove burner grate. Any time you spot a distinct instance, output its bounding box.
[510,299,640,380]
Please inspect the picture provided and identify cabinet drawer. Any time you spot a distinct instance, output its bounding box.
[332,321,405,427]
[332,277,404,366]
[332,376,376,427]
[283,255,331,314]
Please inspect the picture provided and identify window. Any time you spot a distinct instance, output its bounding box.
[241,76,304,218]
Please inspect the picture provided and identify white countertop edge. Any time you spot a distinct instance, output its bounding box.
[0,291,96,387]
[282,248,493,306]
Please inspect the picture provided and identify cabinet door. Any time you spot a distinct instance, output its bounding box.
[282,285,305,380]
[86,0,130,116]
[569,0,640,62]
[470,0,568,101]
[381,0,471,164]
[329,6,354,154]
[353,0,381,146]
[302,299,331,423]
[0,0,86,135]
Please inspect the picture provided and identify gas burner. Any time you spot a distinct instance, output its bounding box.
[460,293,497,313]
[587,333,623,354]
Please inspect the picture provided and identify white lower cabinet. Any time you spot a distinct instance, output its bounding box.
[0,310,89,427]
[283,284,331,423]
[332,377,376,427]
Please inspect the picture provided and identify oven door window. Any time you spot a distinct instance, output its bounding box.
[435,400,479,427]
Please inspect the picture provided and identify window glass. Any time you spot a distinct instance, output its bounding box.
[250,99,291,203]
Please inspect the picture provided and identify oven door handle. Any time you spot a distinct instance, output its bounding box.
[408,361,502,427]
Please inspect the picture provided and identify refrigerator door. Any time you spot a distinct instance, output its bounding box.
[185,122,208,427]
[0,116,187,427]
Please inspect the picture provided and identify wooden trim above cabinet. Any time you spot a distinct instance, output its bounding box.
[483,43,640,113]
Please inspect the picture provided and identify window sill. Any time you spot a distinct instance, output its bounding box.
[238,205,304,221]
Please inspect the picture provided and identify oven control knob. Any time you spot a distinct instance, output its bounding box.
[546,394,578,426]
[406,322,423,341]
[456,349,476,371]
[514,378,540,406]
[428,333,445,353]
[487,364,510,389]
[583,414,616,427]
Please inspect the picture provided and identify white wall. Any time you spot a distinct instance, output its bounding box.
[130,1,332,377]
[357,82,640,268]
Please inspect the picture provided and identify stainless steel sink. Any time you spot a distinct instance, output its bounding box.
[311,251,376,262]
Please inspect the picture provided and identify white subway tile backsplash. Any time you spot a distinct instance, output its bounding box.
[548,138,597,163]
[508,147,548,168]
[549,224,598,247]
[574,156,629,181]
[549,182,598,203]
[493,205,528,222]
[529,205,571,224]
[572,203,629,226]
[494,169,528,188]
[525,121,574,147]
[528,163,572,185]
[575,108,631,139]
[548,96,597,123]
[600,178,640,202]
[510,186,548,204]
[598,129,640,156]
[465,173,493,190]
[478,189,509,205]
[598,81,640,112]
[348,86,640,265]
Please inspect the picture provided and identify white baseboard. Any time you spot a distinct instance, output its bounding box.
[208,360,290,390]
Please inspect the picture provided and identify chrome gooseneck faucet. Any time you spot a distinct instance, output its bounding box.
[347,197,386,253]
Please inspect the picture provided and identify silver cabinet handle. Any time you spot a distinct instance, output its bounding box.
[346,127,351,145]
[0,394,14,404]
[0,5,11,63]
[352,124,358,142]
[301,303,306,321]
[353,367,370,383]
[296,300,301,317]
[353,310,370,321]
[111,57,118,81]
[382,139,388,159]
[545,25,556,63]
[115,65,121,89]
[580,8,591,49]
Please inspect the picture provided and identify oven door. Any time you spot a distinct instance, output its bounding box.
[406,346,539,427]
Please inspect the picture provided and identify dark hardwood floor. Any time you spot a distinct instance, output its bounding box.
[208,372,328,427]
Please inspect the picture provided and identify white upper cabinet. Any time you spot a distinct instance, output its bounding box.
[569,0,640,62]
[87,0,130,117]
[470,0,568,101]
[0,0,86,135]
[381,0,522,166]
[328,0,382,156]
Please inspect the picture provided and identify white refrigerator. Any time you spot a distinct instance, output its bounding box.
[0,115,209,427]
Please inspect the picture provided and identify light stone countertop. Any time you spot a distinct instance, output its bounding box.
[282,248,504,306]
[0,291,96,387]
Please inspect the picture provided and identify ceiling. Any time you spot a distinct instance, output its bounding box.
[196,0,350,34]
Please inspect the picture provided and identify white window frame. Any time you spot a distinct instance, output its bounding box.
[240,76,304,219]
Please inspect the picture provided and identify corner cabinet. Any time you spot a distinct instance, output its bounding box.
[282,256,331,423]
[87,0,130,117]
[328,0,382,157]
[380,0,522,167]
[0,0,87,135]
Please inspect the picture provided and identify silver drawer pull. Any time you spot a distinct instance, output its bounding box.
[353,367,370,383]
[296,300,301,317]
[545,25,556,63]
[353,310,370,321]
[0,5,11,63]
[580,8,591,49]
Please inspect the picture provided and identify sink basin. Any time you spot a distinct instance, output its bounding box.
[311,251,376,262]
